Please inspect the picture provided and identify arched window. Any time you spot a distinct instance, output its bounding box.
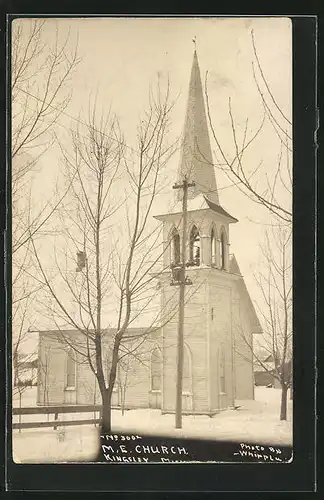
[171,228,180,265]
[151,348,162,391]
[220,230,226,269]
[183,345,191,393]
[66,349,76,388]
[211,228,216,265]
[189,225,200,266]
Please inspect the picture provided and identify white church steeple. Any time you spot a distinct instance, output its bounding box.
[177,50,219,205]
[155,49,238,272]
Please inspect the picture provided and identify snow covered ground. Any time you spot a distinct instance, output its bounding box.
[12,386,292,463]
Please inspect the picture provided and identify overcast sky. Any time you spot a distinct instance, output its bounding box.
[13,17,292,349]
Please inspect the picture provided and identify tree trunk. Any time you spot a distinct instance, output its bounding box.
[101,389,112,434]
[280,384,288,420]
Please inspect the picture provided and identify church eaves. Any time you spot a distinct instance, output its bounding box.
[177,50,219,205]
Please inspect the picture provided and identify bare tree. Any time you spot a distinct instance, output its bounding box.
[11,19,80,388]
[205,29,292,224]
[12,19,80,254]
[12,19,79,200]
[235,225,292,420]
[31,83,179,433]
[204,30,293,417]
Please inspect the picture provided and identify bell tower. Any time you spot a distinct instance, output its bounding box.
[154,50,252,415]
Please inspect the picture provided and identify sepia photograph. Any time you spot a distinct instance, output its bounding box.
[11,16,293,464]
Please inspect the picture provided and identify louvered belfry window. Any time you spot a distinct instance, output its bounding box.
[189,225,200,266]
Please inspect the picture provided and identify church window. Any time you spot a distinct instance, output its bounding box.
[171,228,180,265]
[189,225,201,266]
[66,349,76,388]
[211,307,214,320]
[151,348,162,391]
[220,231,226,269]
[211,228,216,265]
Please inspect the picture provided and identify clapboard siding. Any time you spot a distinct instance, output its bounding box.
[234,291,254,400]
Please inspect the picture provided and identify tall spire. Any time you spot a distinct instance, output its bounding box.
[177,50,219,205]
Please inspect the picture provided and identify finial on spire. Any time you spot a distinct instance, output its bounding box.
[192,36,196,52]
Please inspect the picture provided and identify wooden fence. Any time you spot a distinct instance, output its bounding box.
[12,404,103,430]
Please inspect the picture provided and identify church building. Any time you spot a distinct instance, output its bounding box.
[37,51,262,414]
